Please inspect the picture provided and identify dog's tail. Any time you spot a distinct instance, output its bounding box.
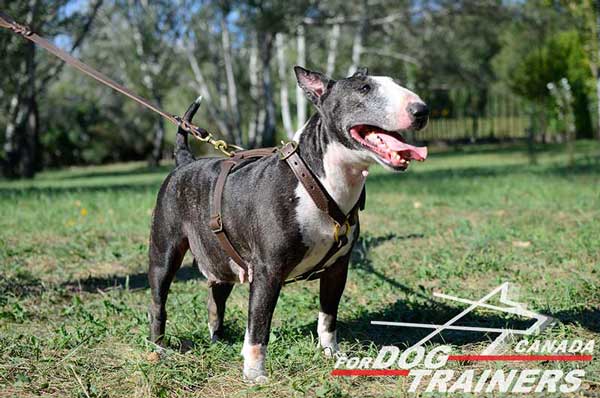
[174,96,202,167]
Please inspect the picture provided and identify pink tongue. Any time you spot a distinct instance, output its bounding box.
[378,134,428,161]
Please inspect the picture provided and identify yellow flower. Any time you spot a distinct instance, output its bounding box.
[80,208,88,216]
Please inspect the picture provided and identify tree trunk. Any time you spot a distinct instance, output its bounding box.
[2,95,28,178]
[260,32,276,147]
[296,24,306,130]
[220,11,242,145]
[247,33,263,147]
[207,35,229,131]
[149,96,166,167]
[13,48,38,179]
[275,33,294,139]
[185,48,230,136]
[326,24,341,77]
[21,96,39,178]
[596,74,600,140]
[132,19,164,167]
[2,2,39,179]
[526,109,537,165]
[596,0,600,140]
[348,9,368,76]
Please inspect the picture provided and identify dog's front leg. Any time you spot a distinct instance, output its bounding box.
[318,254,349,357]
[242,273,282,383]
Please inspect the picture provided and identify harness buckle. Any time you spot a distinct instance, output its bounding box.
[278,141,298,160]
[209,213,224,233]
[333,219,351,244]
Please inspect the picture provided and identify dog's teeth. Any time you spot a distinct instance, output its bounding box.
[366,134,380,145]
[392,153,401,161]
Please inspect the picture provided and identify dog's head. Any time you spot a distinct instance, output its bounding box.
[294,66,428,171]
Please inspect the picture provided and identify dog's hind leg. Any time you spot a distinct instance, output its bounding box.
[207,281,234,342]
[318,254,349,357]
[148,235,188,346]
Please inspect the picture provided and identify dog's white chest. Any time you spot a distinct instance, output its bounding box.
[287,141,367,279]
[288,183,357,279]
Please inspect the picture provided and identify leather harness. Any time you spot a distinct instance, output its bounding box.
[209,142,365,284]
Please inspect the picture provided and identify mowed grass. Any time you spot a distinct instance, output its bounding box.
[0,141,599,397]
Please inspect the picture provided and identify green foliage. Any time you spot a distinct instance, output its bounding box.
[510,31,590,100]
[507,30,593,137]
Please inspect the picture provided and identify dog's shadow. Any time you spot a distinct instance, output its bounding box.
[290,232,599,350]
[59,263,204,293]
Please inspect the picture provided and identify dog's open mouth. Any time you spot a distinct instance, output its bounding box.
[349,125,428,170]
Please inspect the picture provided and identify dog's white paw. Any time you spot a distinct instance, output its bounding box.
[242,337,268,384]
[317,324,339,358]
[322,344,341,358]
[243,367,269,384]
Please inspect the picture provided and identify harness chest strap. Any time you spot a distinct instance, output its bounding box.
[209,142,365,283]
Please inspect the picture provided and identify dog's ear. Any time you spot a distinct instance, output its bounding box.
[351,67,368,79]
[294,66,333,105]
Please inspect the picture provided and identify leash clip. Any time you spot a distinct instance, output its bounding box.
[212,139,236,157]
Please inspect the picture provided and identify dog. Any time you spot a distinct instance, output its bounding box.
[148,66,429,382]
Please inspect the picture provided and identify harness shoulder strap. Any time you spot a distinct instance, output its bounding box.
[279,142,347,227]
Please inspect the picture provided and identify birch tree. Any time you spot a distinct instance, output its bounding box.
[347,2,369,76]
[115,0,183,167]
[247,32,264,147]
[219,5,243,144]
[275,33,294,139]
[326,24,341,76]
[184,40,230,136]
[296,24,306,130]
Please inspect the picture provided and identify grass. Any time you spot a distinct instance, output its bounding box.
[0,141,599,397]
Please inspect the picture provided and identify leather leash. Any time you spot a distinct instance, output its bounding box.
[0,11,366,284]
[0,10,237,157]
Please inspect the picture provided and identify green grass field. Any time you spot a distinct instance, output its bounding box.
[1,142,599,397]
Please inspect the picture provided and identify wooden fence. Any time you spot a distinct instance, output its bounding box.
[420,91,530,142]
[421,115,529,141]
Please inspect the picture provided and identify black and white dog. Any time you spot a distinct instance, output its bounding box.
[148,66,428,382]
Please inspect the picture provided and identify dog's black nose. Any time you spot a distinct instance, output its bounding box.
[407,102,429,120]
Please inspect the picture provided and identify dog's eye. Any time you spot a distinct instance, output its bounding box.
[359,84,371,94]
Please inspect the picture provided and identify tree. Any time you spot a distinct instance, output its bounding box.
[509,31,593,139]
[113,0,184,167]
[567,0,600,139]
[0,0,102,178]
